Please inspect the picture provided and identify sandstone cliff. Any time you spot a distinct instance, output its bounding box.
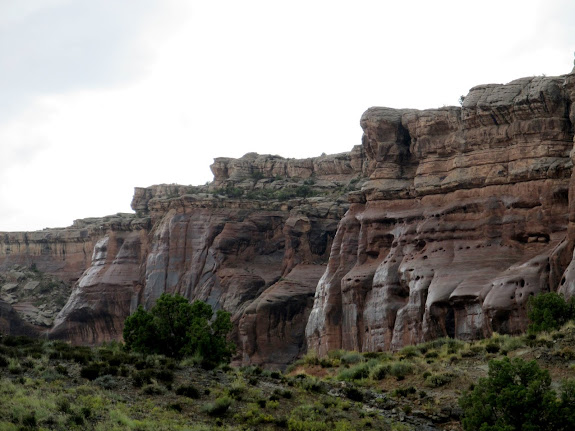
[307,73,575,355]
[1,157,360,368]
[1,70,575,368]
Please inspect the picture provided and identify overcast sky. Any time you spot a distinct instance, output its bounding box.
[1,0,574,232]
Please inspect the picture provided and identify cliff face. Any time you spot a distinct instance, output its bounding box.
[307,74,575,354]
[1,71,575,367]
[1,158,358,367]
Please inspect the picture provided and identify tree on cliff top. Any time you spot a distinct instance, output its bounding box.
[123,294,234,368]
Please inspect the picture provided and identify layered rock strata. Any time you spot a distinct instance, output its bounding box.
[1,160,358,367]
[307,74,575,354]
[1,71,575,367]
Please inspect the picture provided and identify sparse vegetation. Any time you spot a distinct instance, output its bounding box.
[0,333,394,430]
[5,313,575,430]
[244,185,317,201]
[250,170,265,181]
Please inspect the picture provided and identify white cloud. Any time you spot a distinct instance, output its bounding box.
[1,0,574,231]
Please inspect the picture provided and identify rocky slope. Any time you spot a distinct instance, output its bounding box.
[1,70,575,367]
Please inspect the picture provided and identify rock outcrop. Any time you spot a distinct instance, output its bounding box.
[307,74,575,355]
[1,158,359,367]
[2,70,575,367]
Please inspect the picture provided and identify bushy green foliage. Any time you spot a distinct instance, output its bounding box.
[370,363,389,380]
[213,185,245,198]
[244,185,317,201]
[176,384,201,399]
[399,345,420,359]
[528,292,575,333]
[203,396,232,417]
[339,351,363,365]
[250,171,265,181]
[80,362,105,380]
[123,294,235,367]
[287,404,329,431]
[425,372,453,388]
[337,362,370,381]
[388,361,414,380]
[459,357,575,430]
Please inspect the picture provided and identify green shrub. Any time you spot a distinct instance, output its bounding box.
[388,361,414,380]
[80,362,103,380]
[176,384,201,399]
[302,350,320,366]
[299,376,325,393]
[340,351,363,365]
[123,294,235,367]
[392,386,417,398]
[142,383,165,395]
[425,372,454,388]
[338,362,370,381]
[2,335,35,347]
[55,364,68,375]
[266,400,279,409]
[557,347,575,360]
[132,369,155,388]
[362,351,390,360]
[228,379,247,400]
[500,337,525,355]
[203,396,232,417]
[327,350,345,360]
[459,357,575,430]
[154,368,174,383]
[8,358,22,374]
[287,404,329,431]
[343,386,363,402]
[22,412,37,428]
[213,185,245,198]
[250,171,265,181]
[56,396,71,413]
[272,388,292,399]
[484,342,500,354]
[399,345,420,359]
[59,347,93,364]
[94,374,119,390]
[370,363,389,380]
[528,292,574,333]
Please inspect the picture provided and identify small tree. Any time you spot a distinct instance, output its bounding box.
[123,294,235,367]
[459,357,575,431]
[527,292,574,334]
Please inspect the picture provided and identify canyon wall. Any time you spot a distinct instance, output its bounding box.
[1,155,359,368]
[1,70,575,367]
[307,73,575,355]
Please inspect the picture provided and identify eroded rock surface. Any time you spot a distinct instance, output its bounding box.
[2,71,575,367]
[1,161,356,367]
[307,73,575,355]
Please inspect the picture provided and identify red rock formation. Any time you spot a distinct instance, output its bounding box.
[3,165,353,368]
[307,73,575,355]
[2,70,575,367]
